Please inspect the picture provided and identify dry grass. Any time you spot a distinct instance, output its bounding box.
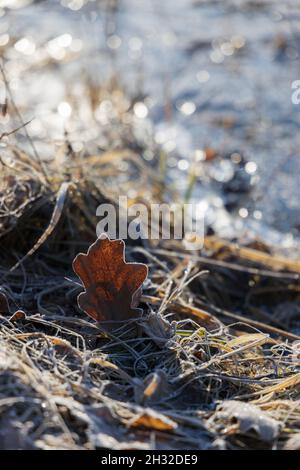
[0,66,300,450]
[0,144,300,450]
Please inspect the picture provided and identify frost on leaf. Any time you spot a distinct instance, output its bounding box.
[73,235,148,323]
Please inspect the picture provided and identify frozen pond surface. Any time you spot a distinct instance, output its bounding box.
[1,0,300,251]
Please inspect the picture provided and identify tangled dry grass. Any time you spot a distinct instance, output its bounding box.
[0,72,300,450]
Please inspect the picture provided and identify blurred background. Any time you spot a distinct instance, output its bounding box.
[1,0,300,250]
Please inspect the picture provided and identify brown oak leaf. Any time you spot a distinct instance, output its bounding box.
[73,235,148,323]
